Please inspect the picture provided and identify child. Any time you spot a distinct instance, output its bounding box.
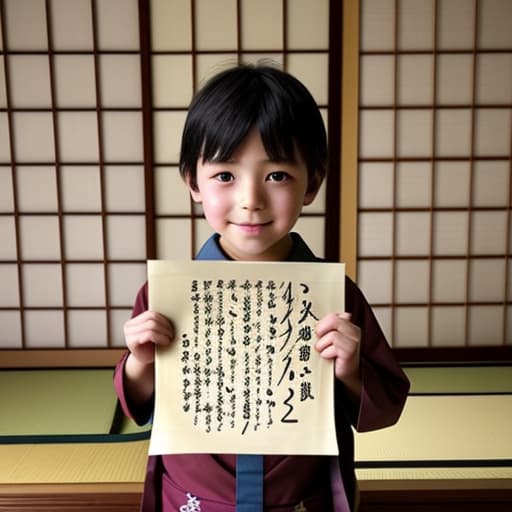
[114,63,409,512]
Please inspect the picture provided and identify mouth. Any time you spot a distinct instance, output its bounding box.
[233,222,272,234]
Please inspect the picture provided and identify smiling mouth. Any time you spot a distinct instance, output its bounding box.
[234,222,272,233]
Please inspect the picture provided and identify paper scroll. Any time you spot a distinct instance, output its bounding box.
[147,260,344,456]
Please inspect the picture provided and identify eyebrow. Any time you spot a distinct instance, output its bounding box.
[206,155,296,165]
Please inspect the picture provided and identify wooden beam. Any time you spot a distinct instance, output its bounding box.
[340,0,360,280]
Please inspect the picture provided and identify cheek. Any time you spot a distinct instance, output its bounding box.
[274,190,306,216]
[200,191,228,217]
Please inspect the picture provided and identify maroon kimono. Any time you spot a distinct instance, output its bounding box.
[114,233,410,511]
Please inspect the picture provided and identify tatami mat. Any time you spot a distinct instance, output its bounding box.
[356,395,512,461]
[0,369,117,436]
[403,365,512,395]
[0,440,148,484]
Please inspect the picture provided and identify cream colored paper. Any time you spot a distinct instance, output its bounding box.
[148,260,344,456]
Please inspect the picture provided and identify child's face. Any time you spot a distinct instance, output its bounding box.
[187,128,319,261]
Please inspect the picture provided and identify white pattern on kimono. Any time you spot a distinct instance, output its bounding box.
[179,492,201,512]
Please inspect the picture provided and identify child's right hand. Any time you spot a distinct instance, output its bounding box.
[123,310,174,365]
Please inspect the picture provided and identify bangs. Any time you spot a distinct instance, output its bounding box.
[200,98,298,165]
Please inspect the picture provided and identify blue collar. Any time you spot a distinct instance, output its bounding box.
[195,233,321,262]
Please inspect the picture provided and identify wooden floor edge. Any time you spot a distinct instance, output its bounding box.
[0,349,126,368]
[0,482,144,494]
[358,478,512,492]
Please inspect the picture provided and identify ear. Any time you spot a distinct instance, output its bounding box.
[303,173,323,206]
[184,174,202,203]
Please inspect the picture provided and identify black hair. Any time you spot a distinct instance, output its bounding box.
[179,63,328,192]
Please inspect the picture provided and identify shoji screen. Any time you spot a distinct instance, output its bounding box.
[150,0,332,260]
[0,0,146,352]
[1,0,341,363]
[357,0,512,351]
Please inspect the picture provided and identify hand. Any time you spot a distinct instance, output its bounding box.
[315,312,362,400]
[123,310,174,365]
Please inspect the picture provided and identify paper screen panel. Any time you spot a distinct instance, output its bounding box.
[397,0,434,50]
[96,0,140,50]
[9,55,51,107]
[54,55,96,107]
[50,0,93,50]
[0,264,19,307]
[106,215,147,260]
[359,163,394,208]
[0,217,16,259]
[394,260,430,304]
[468,305,505,345]
[240,0,282,50]
[469,258,506,303]
[100,55,142,107]
[152,55,194,107]
[16,166,58,211]
[395,212,431,256]
[476,53,512,103]
[64,216,104,260]
[0,115,9,159]
[398,54,433,105]
[0,311,21,348]
[24,310,65,348]
[156,218,193,260]
[432,259,467,303]
[22,264,63,307]
[396,110,433,158]
[66,264,105,307]
[104,165,146,211]
[67,310,108,347]
[431,306,467,347]
[3,0,47,51]
[473,161,510,207]
[394,307,429,347]
[108,263,147,307]
[358,260,393,304]
[61,166,102,211]
[396,162,432,208]
[287,53,329,105]
[13,112,55,161]
[357,0,512,348]
[294,217,325,259]
[102,112,144,161]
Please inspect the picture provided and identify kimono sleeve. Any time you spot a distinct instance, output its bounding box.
[344,277,410,433]
[113,282,155,426]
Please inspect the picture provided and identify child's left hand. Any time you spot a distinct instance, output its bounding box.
[315,312,362,401]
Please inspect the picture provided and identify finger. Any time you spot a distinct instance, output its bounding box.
[316,312,358,341]
[315,312,341,337]
[125,313,174,338]
[124,325,173,352]
[129,328,172,347]
[317,344,338,360]
[315,330,353,353]
[128,311,173,332]
[315,332,335,352]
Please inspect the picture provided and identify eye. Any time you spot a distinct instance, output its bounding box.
[214,172,234,182]
[267,171,290,182]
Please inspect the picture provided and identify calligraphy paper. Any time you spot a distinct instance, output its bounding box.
[147,260,344,456]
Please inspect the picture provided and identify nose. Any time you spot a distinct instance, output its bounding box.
[239,178,265,211]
